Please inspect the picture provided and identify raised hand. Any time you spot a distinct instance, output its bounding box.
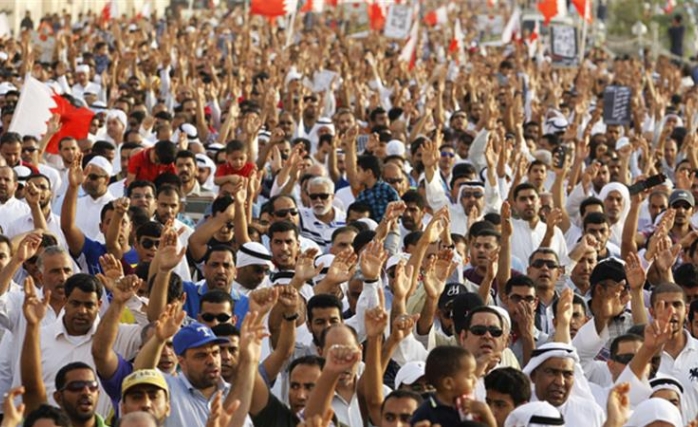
[1,386,25,427]
[68,152,85,188]
[625,252,646,292]
[545,208,563,235]
[391,260,413,301]
[296,410,333,427]
[556,288,574,327]
[22,276,49,326]
[325,249,358,284]
[424,207,447,243]
[155,228,186,272]
[155,303,186,341]
[248,287,280,320]
[114,197,130,216]
[606,383,630,427]
[107,275,142,304]
[324,344,361,375]
[390,313,419,342]
[206,390,240,427]
[15,233,42,263]
[360,240,388,281]
[654,239,681,272]
[294,248,322,282]
[421,138,440,170]
[277,285,300,317]
[364,304,389,339]
[500,201,512,237]
[239,311,270,363]
[99,253,124,281]
[24,182,41,207]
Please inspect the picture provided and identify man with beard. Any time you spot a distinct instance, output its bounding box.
[0,165,29,233]
[47,136,80,203]
[51,363,105,427]
[118,370,170,427]
[566,237,598,300]
[526,249,562,335]
[299,176,346,252]
[398,190,427,240]
[71,156,116,240]
[668,190,696,243]
[233,242,273,296]
[174,151,214,199]
[211,323,240,386]
[264,195,321,252]
[153,185,193,262]
[510,183,567,267]
[293,94,323,150]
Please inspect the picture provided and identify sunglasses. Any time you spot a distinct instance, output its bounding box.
[140,238,160,249]
[440,152,455,158]
[87,173,108,181]
[611,354,634,365]
[223,222,234,230]
[61,380,99,393]
[309,193,330,201]
[530,259,559,269]
[304,96,318,102]
[22,147,38,153]
[468,325,504,338]
[279,121,294,126]
[273,209,299,217]
[200,313,232,323]
[461,192,484,199]
[385,178,404,185]
[508,294,536,304]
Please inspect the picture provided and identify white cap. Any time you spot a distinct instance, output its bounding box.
[285,67,303,86]
[504,401,564,427]
[316,117,334,135]
[625,398,683,427]
[91,101,108,113]
[386,140,406,157]
[543,116,568,134]
[195,153,216,171]
[394,361,426,389]
[615,136,630,150]
[13,165,31,182]
[0,82,16,96]
[356,217,378,231]
[86,155,114,177]
[386,253,410,271]
[236,242,273,269]
[180,123,200,144]
[76,64,90,74]
[107,109,127,129]
[83,82,101,96]
[128,23,138,32]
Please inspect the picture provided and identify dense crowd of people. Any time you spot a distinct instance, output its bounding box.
[0,1,695,427]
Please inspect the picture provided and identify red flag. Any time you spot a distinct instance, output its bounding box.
[369,2,386,31]
[399,21,419,70]
[449,19,463,54]
[571,0,591,22]
[46,97,95,155]
[251,0,298,17]
[537,0,565,24]
[101,1,118,22]
[424,6,447,27]
[664,0,675,14]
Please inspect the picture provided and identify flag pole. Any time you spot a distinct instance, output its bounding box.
[285,6,298,49]
[578,0,589,65]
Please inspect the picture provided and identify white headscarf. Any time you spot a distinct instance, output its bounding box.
[505,401,565,427]
[599,182,631,224]
[625,398,683,427]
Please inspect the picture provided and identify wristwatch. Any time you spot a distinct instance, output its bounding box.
[283,313,300,322]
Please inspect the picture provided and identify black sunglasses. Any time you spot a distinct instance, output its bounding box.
[468,325,504,338]
[22,147,38,153]
[612,354,634,365]
[201,313,232,323]
[531,259,559,269]
[61,380,99,393]
[140,238,160,250]
[87,173,107,181]
[385,178,403,185]
[273,209,299,217]
[309,193,330,201]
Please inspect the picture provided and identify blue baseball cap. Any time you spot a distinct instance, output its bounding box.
[173,322,229,356]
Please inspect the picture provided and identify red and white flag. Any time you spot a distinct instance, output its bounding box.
[448,18,464,55]
[369,1,387,31]
[398,20,419,69]
[527,20,540,57]
[101,0,118,22]
[424,6,447,27]
[664,0,675,14]
[571,0,591,22]
[501,7,521,44]
[137,2,152,19]
[251,0,298,17]
[537,0,566,24]
[9,77,94,154]
[300,0,324,13]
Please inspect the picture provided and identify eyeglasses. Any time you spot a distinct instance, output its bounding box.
[612,353,634,365]
[309,193,330,201]
[303,96,318,102]
[140,238,160,249]
[440,152,455,158]
[385,178,404,185]
[468,325,504,338]
[530,259,559,269]
[273,209,299,217]
[461,192,484,199]
[200,313,232,323]
[672,202,693,211]
[22,147,38,153]
[508,294,537,304]
[87,173,108,181]
[61,380,99,393]
[223,222,234,230]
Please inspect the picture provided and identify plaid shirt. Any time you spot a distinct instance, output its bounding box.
[355,180,399,221]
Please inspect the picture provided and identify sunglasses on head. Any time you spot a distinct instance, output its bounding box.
[140,237,160,250]
[61,380,99,393]
[309,193,330,201]
[531,259,559,269]
[273,209,299,217]
[201,313,232,323]
[468,325,504,338]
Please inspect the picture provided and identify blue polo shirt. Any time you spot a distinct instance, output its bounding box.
[182,280,249,325]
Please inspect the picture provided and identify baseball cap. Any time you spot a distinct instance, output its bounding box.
[121,369,169,398]
[589,258,626,288]
[452,292,485,334]
[173,322,229,356]
[394,361,426,389]
[669,189,695,207]
[438,283,468,310]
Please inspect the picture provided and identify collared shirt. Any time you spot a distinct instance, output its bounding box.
[510,218,568,267]
[354,181,399,221]
[299,207,346,252]
[411,394,463,426]
[5,211,68,249]
[164,373,230,427]
[0,197,30,235]
[331,382,363,427]
[658,330,698,424]
[182,280,249,324]
[510,327,549,367]
[75,191,116,240]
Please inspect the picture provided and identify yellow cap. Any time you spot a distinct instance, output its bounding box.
[121,369,169,398]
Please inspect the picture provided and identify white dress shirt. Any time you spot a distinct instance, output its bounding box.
[657,331,698,424]
[510,218,568,267]
[75,192,115,240]
[5,211,68,248]
[0,197,30,235]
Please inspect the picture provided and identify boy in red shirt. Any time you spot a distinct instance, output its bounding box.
[214,139,255,184]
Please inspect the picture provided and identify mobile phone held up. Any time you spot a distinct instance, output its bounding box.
[627,173,667,196]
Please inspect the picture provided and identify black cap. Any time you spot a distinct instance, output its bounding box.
[589,258,626,288]
[452,292,486,334]
[438,283,468,310]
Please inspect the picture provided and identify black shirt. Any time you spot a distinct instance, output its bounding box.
[251,393,299,427]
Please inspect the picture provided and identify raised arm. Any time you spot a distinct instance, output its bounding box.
[188,200,235,262]
[134,303,185,370]
[496,202,513,297]
[60,151,85,256]
[0,233,40,297]
[263,286,298,383]
[146,228,186,322]
[105,198,130,258]
[342,124,362,193]
[25,181,47,232]
[20,277,49,413]
[359,296,389,426]
[417,252,450,336]
[304,344,362,421]
[313,249,358,297]
[625,252,648,326]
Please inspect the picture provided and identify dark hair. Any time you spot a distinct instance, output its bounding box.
[504,275,536,295]
[148,271,183,304]
[583,212,610,230]
[0,131,21,145]
[580,197,604,217]
[136,221,164,240]
[225,139,246,154]
[609,333,643,358]
[527,159,547,173]
[55,362,95,391]
[369,107,387,123]
[154,140,177,164]
[203,244,236,264]
[353,230,376,253]
[156,183,182,200]
[552,294,587,318]
[127,180,156,196]
[483,213,501,225]
[460,306,504,334]
[425,346,472,388]
[100,201,115,223]
[58,136,77,150]
[175,150,197,163]
[128,206,151,232]
[200,289,235,312]
[92,141,115,156]
[484,368,531,405]
[28,173,51,190]
[347,202,372,216]
[402,190,425,209]
[650,282,686,307]
[688,299,698,323]
[269,194,298,211]
[0,234,11,254]
[357,155,382,180]
[513,182,538,200]
[331,226,359,243]
[291,138,311,153]
[154,173,182,191]
[24,405,71,427]
[212,195,235,215]
[289,355,325,375]
[64,273,103,299]
[211,323,240,338]
[381,390,424,413]
[675,263,698,289]
[268,220,300,240]
[403,231,423,249]
[307,294,343,323]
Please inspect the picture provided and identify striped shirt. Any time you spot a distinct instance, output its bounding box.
[299,207,347,252]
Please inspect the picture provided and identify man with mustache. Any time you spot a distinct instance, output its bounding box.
[174,151,213,198]
[299,176,346,252]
